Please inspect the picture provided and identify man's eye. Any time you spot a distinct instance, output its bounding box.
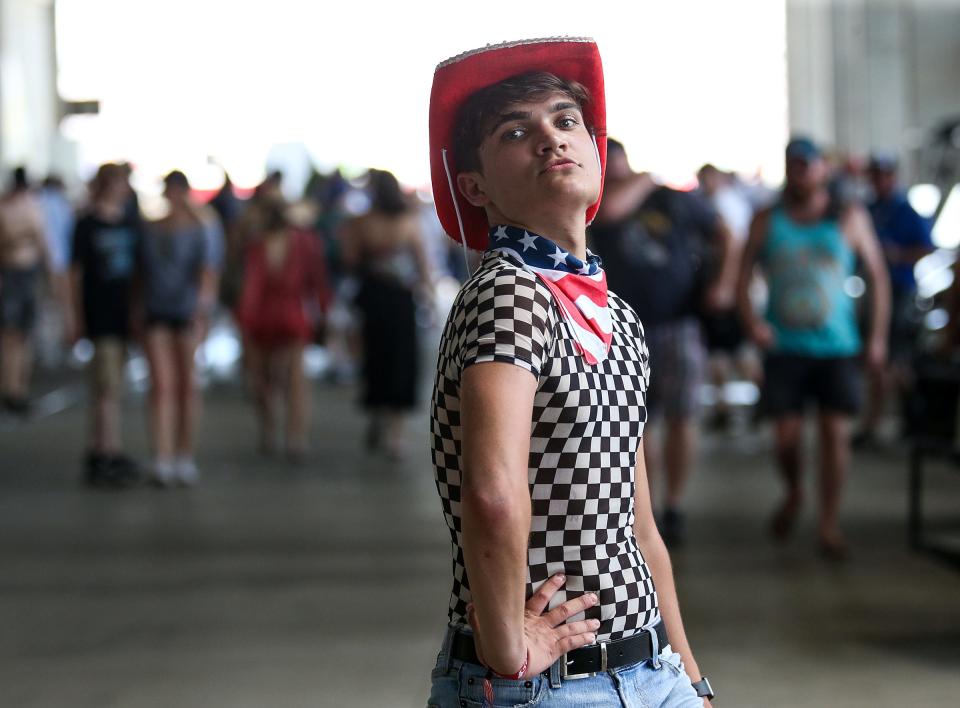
[503,127,526,140]
[558,116,580,129]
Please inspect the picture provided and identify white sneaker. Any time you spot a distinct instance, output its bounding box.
[152,459,177,488]
[176,457,200,486]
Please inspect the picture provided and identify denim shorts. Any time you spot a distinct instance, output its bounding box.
[427,624,704,708]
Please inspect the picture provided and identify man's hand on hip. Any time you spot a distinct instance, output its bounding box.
[467,573,601,677]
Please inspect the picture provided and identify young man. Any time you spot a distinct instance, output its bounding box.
[427,38,712,707]
[70,163,142,487]
[737,137,891,559]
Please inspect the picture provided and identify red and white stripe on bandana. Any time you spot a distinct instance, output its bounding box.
[489,225,613,365]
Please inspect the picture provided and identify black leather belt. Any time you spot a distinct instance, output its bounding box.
[450,619,668,680]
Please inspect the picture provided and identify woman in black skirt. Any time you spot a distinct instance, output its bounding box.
[341,170,432,459]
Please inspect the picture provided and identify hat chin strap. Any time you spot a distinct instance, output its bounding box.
[588,134,602,225]
[441,148,473,275]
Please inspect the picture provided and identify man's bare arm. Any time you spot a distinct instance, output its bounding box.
[594,173,655,224]
[460,361,537,674]
[703,216,737,311]
[736,209,773,349]
[845,205,891,368]
[460,361,599,676]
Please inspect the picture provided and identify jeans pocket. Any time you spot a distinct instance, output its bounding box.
[457,666,543,708]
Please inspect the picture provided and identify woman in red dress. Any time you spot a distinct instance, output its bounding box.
[237,203,329,460]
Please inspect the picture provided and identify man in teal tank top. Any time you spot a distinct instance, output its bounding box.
[736,137,891,559]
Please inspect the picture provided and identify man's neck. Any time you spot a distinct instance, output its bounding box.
[497,215,588,260]
[784,187,829,221]
[95,201,125,221]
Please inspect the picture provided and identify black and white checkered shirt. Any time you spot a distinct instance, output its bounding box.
[431,251,659,642]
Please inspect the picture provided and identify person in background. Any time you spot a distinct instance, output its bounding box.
[208,171,244,236]
[737,137,891,559]
[0,167,51,415]
[36,175,76,368]
[237,202,329,461]
[69,163,141,486]
[696,164,760,430]
[341,169,432,460]
[591,140,734,546]
[138,171,216,486]
[854,152,934,445]
[207,172,241,313]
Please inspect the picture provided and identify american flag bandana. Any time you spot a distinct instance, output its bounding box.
[489,225,612,365]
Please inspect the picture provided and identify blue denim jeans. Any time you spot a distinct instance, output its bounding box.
[427,624,705,708]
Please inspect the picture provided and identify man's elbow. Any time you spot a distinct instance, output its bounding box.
[462,484,529,530]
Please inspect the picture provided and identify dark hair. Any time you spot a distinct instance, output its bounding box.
[454,71,591,173]
[12,166,28,191]
[261,201,289,233]
[606,137,626,156]
[368,169,408,216]
[164,170,190,191]
[89,163,126,201]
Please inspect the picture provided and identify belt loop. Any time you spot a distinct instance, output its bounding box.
[439,624,458,674]
[549,656,563,688]
[648,621,661,670]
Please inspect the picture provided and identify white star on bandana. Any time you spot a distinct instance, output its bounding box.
[549,246,567,267]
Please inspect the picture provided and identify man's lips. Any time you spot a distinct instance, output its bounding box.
[541,159,579,174]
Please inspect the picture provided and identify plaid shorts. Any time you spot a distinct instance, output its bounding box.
[644,317,706,420]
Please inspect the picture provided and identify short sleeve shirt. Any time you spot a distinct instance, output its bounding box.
[589,186,720,326]
[138,222,209,320]
[431,251,658,642]
[71,212,140,338]
[868,192,933,289]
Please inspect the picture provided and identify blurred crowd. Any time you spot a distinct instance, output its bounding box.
[0,161,462,487]
[588,136,942,556]
[0,136,952,554]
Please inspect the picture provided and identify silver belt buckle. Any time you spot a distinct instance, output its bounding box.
[561,641,607,680]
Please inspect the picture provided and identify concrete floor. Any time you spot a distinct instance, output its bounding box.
[1,378,958,708]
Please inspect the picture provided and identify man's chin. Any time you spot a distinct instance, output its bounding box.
[540,176,600,202]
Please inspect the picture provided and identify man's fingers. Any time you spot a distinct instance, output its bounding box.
[525,573,566,616]
[556,631,598,656]
[553,618,602,639]
[543,592,598,627]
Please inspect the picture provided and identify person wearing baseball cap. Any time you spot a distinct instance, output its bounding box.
[737,136,891,560]
[854,150,933,446]
[427,38,712,707]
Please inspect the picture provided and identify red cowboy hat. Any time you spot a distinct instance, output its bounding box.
[429,37,607,251]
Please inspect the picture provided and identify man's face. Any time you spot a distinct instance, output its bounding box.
[457,92,601,225]
[698,168,721,196]
[869,168,897,199]
[785,155,826,195]
[163,183,188,203]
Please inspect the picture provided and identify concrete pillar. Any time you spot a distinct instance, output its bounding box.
[786,0,837,143]
[787,0,960,183]
[0,0,58,182]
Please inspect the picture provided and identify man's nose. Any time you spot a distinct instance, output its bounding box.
[537,125,567,154]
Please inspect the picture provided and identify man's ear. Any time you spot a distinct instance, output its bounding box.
[456,171,490,208]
